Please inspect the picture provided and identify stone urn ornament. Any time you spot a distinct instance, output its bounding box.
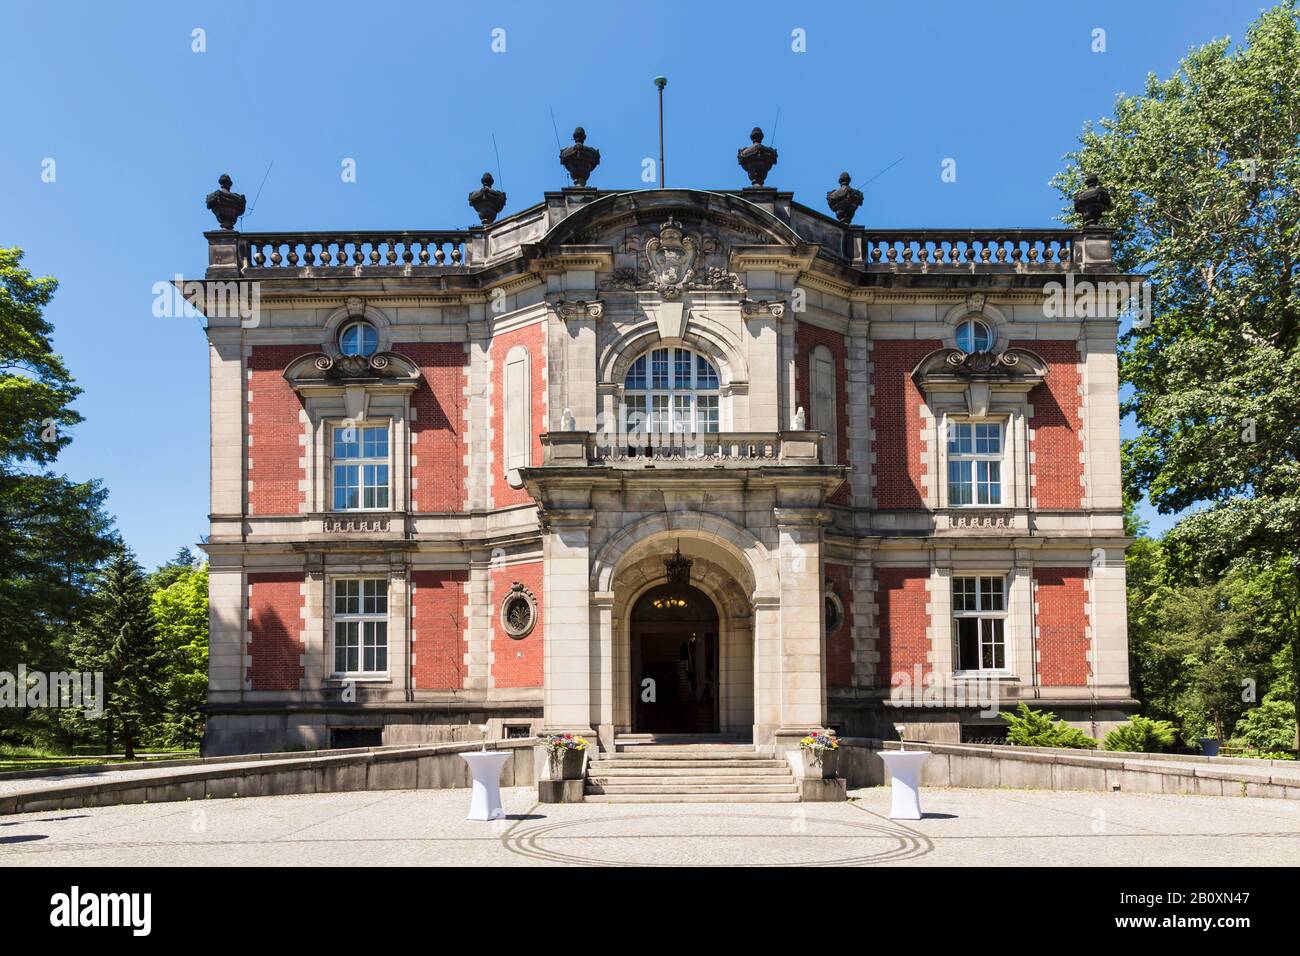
[560,127,601,187]
[205,173,246,230]
[826,172,864,224]
[468,172,506,225]
[1073,174,1112,226]
[737,127,778,187]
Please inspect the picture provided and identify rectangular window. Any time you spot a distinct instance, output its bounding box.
[332,424,389,511]
[953,575,1007,672]
[624,394,648,437]
[947,421,1002,506]
[674,348,692,388]
[672,394,692,432]
[696,394,719,432]
[333,578,388,676]
[650,394,669,433]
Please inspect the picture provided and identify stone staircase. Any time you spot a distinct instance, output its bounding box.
[583,735,800,803]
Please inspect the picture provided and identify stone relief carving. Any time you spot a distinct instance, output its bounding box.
[599,218,743,297]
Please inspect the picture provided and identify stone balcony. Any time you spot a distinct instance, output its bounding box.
[540,430,825,467]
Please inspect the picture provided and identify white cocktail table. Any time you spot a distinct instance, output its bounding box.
[460,751,510,821]
[878,750,930,820]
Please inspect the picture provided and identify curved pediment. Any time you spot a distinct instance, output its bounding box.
[911,347,1049,389]
[284,351,423,388]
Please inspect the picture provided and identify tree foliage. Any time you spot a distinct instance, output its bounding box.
[1103,715,1178,753]
[1001,703,1098,750]
[1054,2,1300,740]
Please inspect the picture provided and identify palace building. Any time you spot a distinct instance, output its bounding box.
[194,130,1135,757]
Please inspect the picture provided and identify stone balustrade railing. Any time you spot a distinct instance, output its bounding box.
[540,430,825,466]
[235,231,475,275]
[850,229,1082,270]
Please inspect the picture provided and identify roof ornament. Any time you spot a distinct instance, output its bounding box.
[826,172,863,224]
[205,173,246,230]
[1073,174,1112,226]
[468,172,507,225]
[737,127,778,187]
[560,127,601,187]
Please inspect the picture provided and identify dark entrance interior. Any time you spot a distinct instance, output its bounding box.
[631,583,720,733]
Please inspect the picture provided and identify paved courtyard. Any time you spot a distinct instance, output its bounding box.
[2,786,1297,866]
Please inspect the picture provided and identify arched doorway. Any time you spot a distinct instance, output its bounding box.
[630,583,719,733]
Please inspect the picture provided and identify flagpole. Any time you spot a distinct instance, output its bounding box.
[654,76,667,189]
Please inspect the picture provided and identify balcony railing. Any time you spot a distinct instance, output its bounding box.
[540,430,825,467]
[850,229,1079,271]
[236,231,475,276]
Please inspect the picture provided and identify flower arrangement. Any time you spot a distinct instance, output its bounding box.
[799,730,840,753]
[542,733,589,757]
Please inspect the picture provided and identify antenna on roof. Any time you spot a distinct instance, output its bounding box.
[770,107,782,149]
[491,133,503,187]
[654,76,667,189]
[239,160,275,224]
[548,107,563,151]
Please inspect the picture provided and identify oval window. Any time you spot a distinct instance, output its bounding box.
[340,320,379,357]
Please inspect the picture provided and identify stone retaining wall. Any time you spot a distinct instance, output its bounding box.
[838,738,1300,800]
[0,739,538,816]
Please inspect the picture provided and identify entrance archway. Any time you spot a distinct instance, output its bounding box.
[630,583,719,733]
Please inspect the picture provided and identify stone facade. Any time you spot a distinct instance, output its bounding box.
[195,172,1135,756]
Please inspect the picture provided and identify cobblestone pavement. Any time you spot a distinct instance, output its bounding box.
[2,786,1297,866]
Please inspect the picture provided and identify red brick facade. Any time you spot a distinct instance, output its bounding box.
[491,562,544,688]
[247,572,304,691]
[1034,567,1091,685]
[491,323,546,508]
[248,346,308,515]
[870,340,943,509]
[875,567,931,688]
[395,343,468,513]
[825,563,854,690]
[1011,340,1084,509]
[411,570,468,690]
[794,322,850,505]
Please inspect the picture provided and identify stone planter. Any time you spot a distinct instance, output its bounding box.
[790,747,840,780]
[547,748,585,780]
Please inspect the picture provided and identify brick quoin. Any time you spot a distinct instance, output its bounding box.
[825,563,854,689]
[247,572,304,691]
[1011,339,1084,509]
[875,567,931,688]
[870,340,942,509]
[795,322,850,505]
[394,343,468,513]
[1034,567,1091,686]
[491,562,543,688]
[491,322,546,508]
[248,346,309,515]
[411,570,468,690]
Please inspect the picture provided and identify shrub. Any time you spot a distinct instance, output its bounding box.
[1230,700,1297,753]
[1001,703,1098,749]
[1103,716,1177,753]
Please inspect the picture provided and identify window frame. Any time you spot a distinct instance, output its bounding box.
[331,577,390,678]
[952,575,1009,675]
[330,420,391,512]
[945,419,1004,508]
[622,346,721,436]
[955,318,994,354]
[339,320,380,358]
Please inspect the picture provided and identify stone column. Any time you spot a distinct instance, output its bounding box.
[751,593,782,744]
[590,590,615,751]
[541,510,596,736]
[772,508,829,750]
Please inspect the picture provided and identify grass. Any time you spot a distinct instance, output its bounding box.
[0,743,198,774]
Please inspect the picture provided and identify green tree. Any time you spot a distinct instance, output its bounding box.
[0,248,115,747]
[151,564,208,748]
[1054,2,1300,742]
[71,547,162,758]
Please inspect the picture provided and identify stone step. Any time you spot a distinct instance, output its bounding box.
[614,735,747,745]
[585,782,799,795]
[583,792,801,804]
[587,764,780,770]
[588,774,793,785]
[589,766,791,777]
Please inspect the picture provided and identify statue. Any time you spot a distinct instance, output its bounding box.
[792,406,806,430]
[561,408,576,431]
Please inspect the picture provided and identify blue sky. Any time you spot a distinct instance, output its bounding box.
[0,0,1273,567]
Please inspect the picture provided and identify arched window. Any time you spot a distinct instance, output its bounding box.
[339,320,379,357]
[622,346,720,434]
[955,318,993,353]
[809,344,837,463]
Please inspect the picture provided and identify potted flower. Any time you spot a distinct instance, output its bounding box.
[793,729,841,778]
[542,733,589,780]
